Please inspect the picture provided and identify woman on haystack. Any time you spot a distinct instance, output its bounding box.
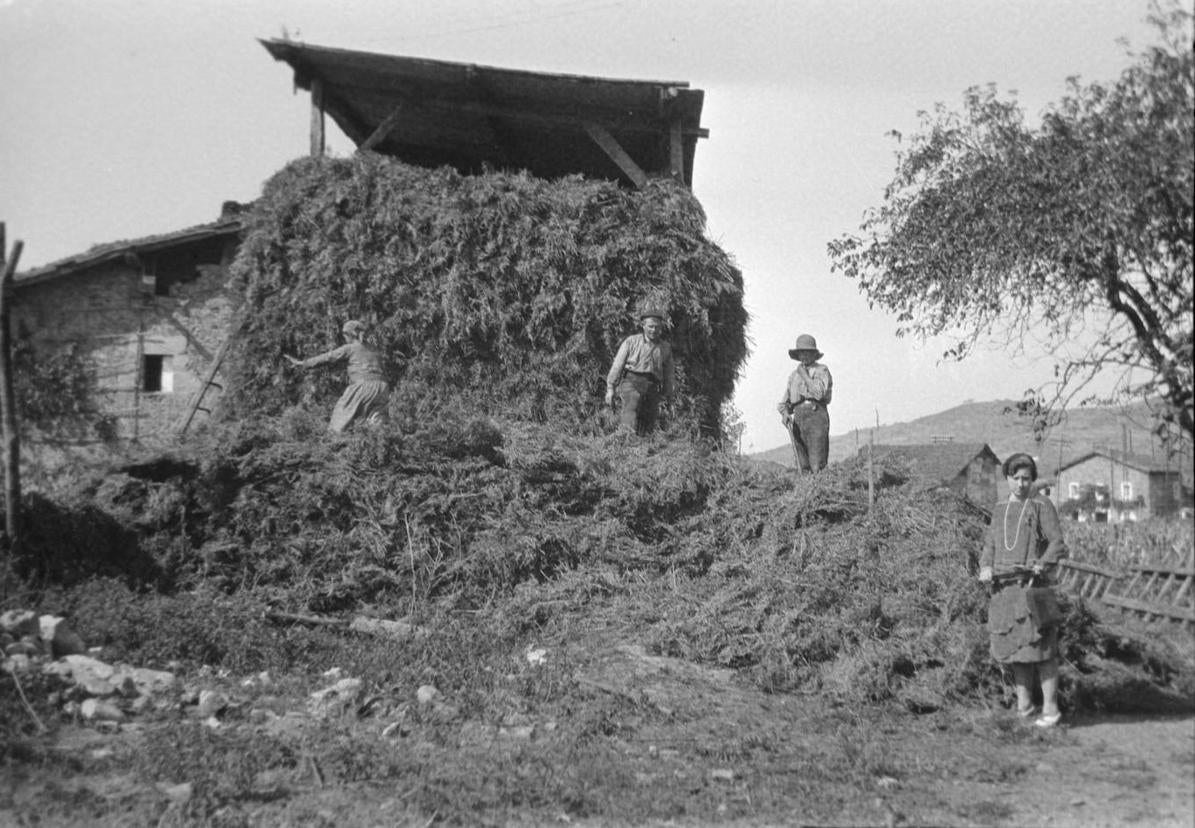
[285,319,390,433]
[978,452,1067,728]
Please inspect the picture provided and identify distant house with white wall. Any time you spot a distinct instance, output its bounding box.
[1053,448,1190,521]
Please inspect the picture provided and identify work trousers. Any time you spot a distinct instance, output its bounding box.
[616,372,661,435]
[788,402,829,471]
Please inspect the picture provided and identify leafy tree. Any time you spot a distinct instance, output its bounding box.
[828,4,1193,446]
[13,342,113,440]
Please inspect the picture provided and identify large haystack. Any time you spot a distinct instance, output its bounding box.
[222,154,747,435]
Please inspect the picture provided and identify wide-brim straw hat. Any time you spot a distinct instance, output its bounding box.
[788,333,823,360]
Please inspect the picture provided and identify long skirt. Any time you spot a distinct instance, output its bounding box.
[987,583,1059,663]
[329,380,390,433]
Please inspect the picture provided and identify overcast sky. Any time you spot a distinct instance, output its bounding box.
[0,0,1161,452]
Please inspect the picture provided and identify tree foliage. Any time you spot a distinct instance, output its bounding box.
[12,341,114,440]
[828,5,1194,444]
[224,154,747,436]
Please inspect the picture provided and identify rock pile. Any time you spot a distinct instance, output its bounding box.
[2,608,177,725]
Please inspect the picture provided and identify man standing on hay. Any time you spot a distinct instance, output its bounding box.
[285,320,390,433]
[605,307,676,435]
[777,334,833,471]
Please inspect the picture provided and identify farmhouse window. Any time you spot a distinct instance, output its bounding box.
[1120,481,1133,500]
[1068,482,1080,499]
[142,355,173,393]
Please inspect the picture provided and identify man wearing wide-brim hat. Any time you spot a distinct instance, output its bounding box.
[605,306,676,435]
[777,333,833,471]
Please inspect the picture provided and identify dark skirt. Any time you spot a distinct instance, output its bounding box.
[987,583,1059,663]
[329,380,390,433]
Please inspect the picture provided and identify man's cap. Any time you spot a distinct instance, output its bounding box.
[341,320,367,336]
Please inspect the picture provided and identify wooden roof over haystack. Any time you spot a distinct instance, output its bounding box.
[260,38,708,188]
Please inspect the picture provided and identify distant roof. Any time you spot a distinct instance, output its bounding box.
[1058,448,1182,475]
[260,39,707,187]
[15,214,243,288]
[866,442,997,484]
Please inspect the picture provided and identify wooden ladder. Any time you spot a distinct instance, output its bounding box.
[175,336,233,436]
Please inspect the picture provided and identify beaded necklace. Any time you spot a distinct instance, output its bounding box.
[1003,498,1030,552]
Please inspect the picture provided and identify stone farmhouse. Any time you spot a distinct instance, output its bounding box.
[863,442,1002,506]
[1053,448,1190,522]
[13,40,708,453]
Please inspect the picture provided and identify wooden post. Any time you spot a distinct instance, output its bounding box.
[668,118,685,184]
[359,105,403,153]
[0,223,24,556]
[584,122,648,189]
[310,77,326,157]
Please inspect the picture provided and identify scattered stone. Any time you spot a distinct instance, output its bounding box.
[112,665,177,697]
[709,768,735,782]
[196,690,229,719]
[249,708,279,725]
[3,654,32,674]
[39,616,87,658]
[156,782,193,804]
[0,609,38,638]
[241,670,272,689]
[308,677,363,718]
[525,647,548,666]
[350,616,427,640]
[44,655,117,697]
[416,684,439,705]
[5,639,39,657]
[80,698,125,723]
[322,666,344,680]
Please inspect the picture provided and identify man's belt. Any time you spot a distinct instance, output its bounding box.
[626,370,659,383]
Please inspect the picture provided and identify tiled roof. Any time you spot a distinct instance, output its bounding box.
[15,216,242,289]
[865,442,996,483]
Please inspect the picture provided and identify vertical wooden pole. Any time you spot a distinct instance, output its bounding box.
[0,223,25,556]
[310,77,326,157]
[868,409,877,514]
[669,118,685,184]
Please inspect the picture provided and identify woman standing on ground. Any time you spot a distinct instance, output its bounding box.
[285,319,390,433]
[978,452,1067,727]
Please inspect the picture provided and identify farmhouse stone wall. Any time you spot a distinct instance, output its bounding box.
[13,240,239,454]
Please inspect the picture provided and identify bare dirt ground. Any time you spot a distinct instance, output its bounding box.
[4,642,1192,827]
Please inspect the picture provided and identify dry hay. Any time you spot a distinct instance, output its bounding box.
[220,154,747,436]
[14,411,1193,717]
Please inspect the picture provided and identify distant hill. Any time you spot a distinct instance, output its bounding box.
[752,399,1188,480]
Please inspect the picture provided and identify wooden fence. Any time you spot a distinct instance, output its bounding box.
[1057,549,1195,628]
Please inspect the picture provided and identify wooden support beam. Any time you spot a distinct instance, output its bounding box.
[358,105,404,153]
[310,77,325,157]
[0,224,24,555]
[584,122,647,189]
[669,118,685,184]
